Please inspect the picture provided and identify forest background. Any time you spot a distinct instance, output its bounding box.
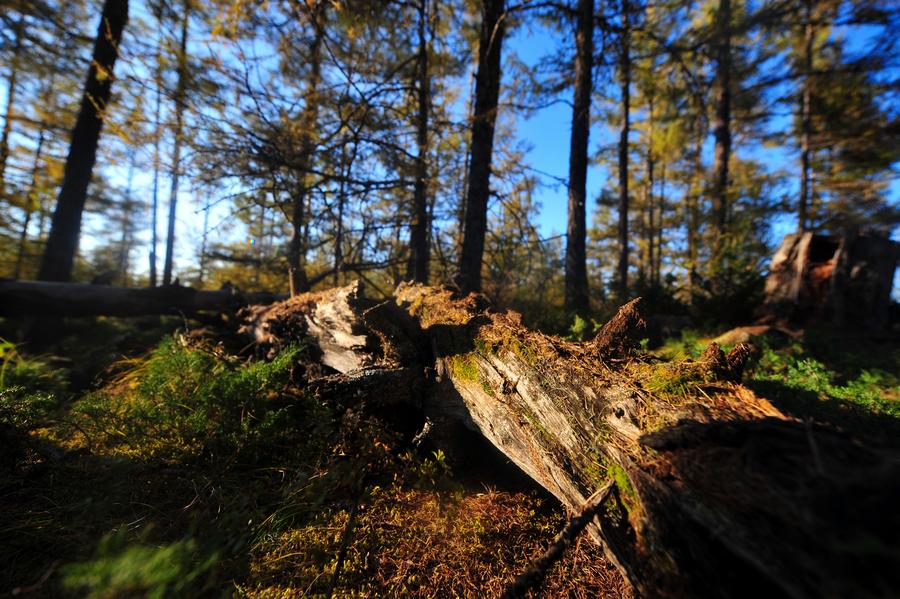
[0,0,897,328]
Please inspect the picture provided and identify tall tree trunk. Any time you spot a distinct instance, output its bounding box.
[407,0,433,284]
[198,193,210,287]
[686,127,703,299]
[117,149,137,285]
[14,125,46,279]
[710,0,732,260]
[149,20,164,287]
[162,0,190,286]
[334,141,352,286]
[645,96,655,287]
[616,0,631,301]
[655,161,665,286]
[0,14,24,205]
[288,1,325,296]
[38,0,129,282]
[455,0,506,294]
[798,0,814,232]
[564,0,593,314]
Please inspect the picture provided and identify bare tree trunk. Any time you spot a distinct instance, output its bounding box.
[14,124,46,279]
[710,0,732,259]
[288,0,325,296]
[616,1,631,301]
[655,161,665,286]
[686,127,703,298]
[149,17,164,287]
[564,0,593,314]
[455,0,506,294]
[0,14,24,204]
[38,0,129,282]
[645,96,655,287]
[798,0,814,232]
[198,192,210,287]
[117,149,138,285]
[162,0,190,286]
[407,0,433,284]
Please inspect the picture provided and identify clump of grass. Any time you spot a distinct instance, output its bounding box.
[653,329,709,360]
[0,337,69,397]
[645,363,706,398]
[67,337,326,464]
[61,528,218,599]
[0,338,69,446]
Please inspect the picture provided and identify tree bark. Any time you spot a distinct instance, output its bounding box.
[616,1,631,301]
[710,0,732,258]
[37,0,129,282]
[655,161,665,286]
[797,0,814,232]
[241,281,900,598]
[455,0,506,294]
[149,15,164,287]
[564,0,593,314]
[162,0,190,286]
[644,96,655,287]
[0,279,284,317]
[288,0,325,296]
[686,125,703,298]
[0,14,24,205]
[14,123,46,279]
[406,0,433,284]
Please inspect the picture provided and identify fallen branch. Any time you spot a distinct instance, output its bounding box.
[501,481,615,598]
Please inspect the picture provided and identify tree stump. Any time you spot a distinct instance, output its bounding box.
[762,231,898,328]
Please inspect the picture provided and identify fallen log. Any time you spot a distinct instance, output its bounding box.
[0,279,285,317]
[241,281,900,598]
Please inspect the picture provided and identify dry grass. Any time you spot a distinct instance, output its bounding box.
[242,486,630,598]
[2,337,631,598]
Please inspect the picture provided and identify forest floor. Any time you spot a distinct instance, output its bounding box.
[0,314,897,597]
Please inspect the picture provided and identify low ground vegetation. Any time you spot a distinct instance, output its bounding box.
[1,313,896,597]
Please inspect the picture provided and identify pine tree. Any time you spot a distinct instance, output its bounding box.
[456,0,506,294]
[564,0,594,313]
[38,0,129,282]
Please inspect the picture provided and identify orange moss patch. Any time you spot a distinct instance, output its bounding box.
[240,487,630,598]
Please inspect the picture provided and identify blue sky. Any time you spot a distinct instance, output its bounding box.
[0,3,897,287]
[505,19,899,245]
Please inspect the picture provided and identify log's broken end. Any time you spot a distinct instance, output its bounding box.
[593,297,648,358]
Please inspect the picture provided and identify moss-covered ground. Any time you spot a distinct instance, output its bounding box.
[0,318,628,598]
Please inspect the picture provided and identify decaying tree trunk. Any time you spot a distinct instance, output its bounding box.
[239,281,900,598]
[0,280,284,317]
[762,231,898,328]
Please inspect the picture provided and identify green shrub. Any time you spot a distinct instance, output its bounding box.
[749,341,900,435]
[71,338,328,464]
[0,338,68,397]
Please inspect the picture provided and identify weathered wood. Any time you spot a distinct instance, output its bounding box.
[0,279,285,317]
[241,281,900,598]
[762,232,898,328]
